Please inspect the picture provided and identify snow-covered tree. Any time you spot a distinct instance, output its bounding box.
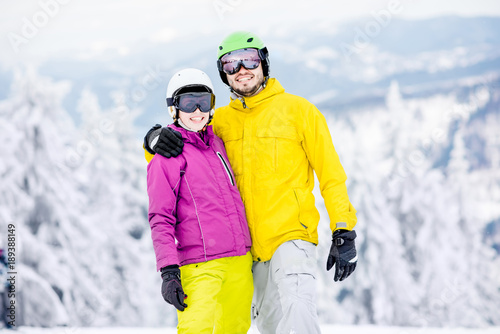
[314,79,500,327]
[0,69,169,327]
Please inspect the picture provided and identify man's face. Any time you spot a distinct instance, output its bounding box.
[227,64,265,97]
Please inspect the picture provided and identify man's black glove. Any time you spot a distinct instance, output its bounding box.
[326,229,357,282]
[144,124,184,158]
[161,265,188,311]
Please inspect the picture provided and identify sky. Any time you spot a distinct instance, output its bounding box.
[1,0,500,67]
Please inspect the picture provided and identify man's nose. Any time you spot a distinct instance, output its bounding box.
[237,63,251,74]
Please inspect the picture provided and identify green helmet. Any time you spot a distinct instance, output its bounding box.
[216,31,270,85]
[217,31,265,58]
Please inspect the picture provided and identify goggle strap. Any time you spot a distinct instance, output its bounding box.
[258,47,268,60]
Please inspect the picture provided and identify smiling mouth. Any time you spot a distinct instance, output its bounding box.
[190,116,205,122]
[236,76,253,82]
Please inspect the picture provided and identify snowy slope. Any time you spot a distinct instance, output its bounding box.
[2,325,500,334]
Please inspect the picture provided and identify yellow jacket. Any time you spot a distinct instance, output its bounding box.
[146,78,356,261]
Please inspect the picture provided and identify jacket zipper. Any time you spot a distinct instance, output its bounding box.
[239,96,247,109]
[217,152,235,186]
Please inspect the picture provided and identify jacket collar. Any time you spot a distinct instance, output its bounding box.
[228,78,285,111]
[168,123,214,149]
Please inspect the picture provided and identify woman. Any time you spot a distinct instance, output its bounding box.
[146,68,252,333]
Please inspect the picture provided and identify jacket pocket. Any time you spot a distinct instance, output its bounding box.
[216,152,235,186]
[293,187,320,235]
[255,125,300,174]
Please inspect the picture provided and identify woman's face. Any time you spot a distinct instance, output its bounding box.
[178,108,209,131]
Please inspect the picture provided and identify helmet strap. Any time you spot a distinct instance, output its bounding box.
[262,76,269,88]
[168,106,177,121]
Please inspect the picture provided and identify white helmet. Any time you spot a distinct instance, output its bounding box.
[166,68,215,121]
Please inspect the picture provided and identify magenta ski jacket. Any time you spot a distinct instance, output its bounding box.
[147,124,251,270]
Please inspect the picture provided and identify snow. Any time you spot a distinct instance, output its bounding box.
[1,325,499,334]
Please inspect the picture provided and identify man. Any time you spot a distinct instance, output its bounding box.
[144,31,358,334]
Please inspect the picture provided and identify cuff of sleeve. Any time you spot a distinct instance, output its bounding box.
[144,124,162,154]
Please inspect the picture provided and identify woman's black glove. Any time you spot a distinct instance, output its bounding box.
[160,265,188,311]
[326,230,357,282]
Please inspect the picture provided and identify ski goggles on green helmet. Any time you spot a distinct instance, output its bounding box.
[218,48,262,75]
[171,93,215,113]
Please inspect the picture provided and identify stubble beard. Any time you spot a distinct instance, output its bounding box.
[231,76,265,97]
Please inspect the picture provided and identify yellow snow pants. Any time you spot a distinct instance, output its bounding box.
[177,252,253,333]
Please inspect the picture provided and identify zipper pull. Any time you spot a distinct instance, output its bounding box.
[240,97,247,109]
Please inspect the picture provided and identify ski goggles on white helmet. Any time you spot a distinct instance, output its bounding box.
[218,48,262,75]
[171,92,215,113]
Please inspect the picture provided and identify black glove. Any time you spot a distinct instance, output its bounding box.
[144,124,184,158]
[160,265,188,311]
[326,229,357,282]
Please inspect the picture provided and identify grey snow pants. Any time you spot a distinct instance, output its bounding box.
[252,239,321,334]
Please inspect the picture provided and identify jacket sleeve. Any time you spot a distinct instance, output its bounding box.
[144,144,155,163]
[147,154,182,270]
[301,103,357,232]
